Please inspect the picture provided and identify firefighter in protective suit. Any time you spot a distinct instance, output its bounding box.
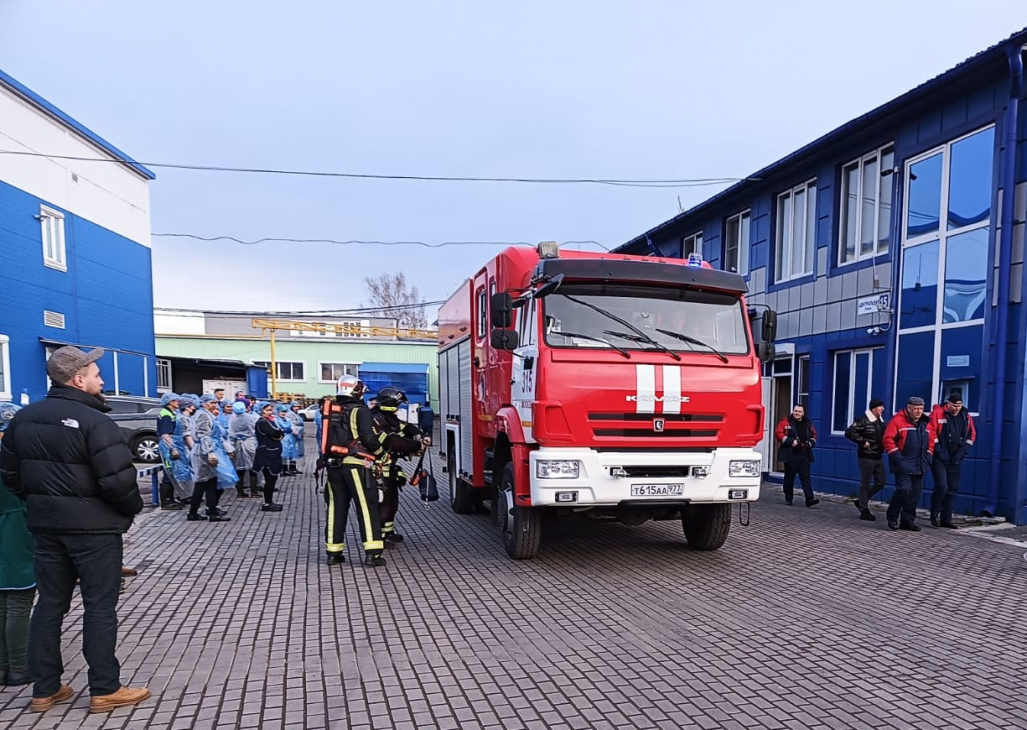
[370,387,430,545]
[320,375,388,567]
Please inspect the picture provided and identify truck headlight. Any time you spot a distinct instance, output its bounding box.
[728,460,761,478]
[535,460,580,479]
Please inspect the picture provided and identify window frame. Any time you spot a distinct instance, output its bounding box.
[775,180,817,283]
[253,360,305,382]
[476,287,488,340]
[0,334,11,401]
[724,210,751,275]
[682,232,703,259]
[40,205,67,272]
[156,358,172,393]
[832,348,878,434]
[838,144,895,266]
[318,362,359,383]
[895,125,995,415]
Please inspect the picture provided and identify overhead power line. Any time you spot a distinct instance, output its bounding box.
[154,301,446,317]
[152,233,610,250]
[0,149,749,188]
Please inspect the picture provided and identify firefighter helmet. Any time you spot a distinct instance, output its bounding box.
[376,386,407,410]
[336,374,366,397]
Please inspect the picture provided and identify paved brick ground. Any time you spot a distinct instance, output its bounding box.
[2,449,1026,730]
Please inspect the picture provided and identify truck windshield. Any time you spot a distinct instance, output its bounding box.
[541,283,750,357]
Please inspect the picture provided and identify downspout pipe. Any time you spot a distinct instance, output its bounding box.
[984,44,1024,517]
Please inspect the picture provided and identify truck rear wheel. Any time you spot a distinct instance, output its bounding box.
[498,463,541,560]
[682,504,731,551]
[448,452,474,514]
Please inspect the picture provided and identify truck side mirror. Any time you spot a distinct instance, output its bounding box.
[757,342,776,364]
[491,292,513,329]
[491,329,520,351]
[761,310,778,343]
[533,273,564,299]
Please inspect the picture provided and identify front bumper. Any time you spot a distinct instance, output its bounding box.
[528,447,761,506]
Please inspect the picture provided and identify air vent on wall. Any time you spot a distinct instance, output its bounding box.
[43,310,66,329]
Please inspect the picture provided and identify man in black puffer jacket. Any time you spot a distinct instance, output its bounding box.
[0,347,150,714]
[845,397,887,522]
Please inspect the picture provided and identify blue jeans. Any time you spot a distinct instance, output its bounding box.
[29,533,123,697]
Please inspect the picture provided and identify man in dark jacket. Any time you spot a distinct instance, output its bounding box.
[775,404,820,507]
[845,397,887,521]
[0,347,150,714]
[882,396,936,532]
[928,389,976,529]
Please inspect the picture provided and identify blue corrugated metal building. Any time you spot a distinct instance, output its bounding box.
[616,30,1027,525]
[0,70,157,403]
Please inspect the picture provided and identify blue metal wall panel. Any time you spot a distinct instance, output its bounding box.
[0,180,156,402]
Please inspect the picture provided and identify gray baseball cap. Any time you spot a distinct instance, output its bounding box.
[46,346,105,384]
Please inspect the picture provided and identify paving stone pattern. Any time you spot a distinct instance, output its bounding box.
[1,449,1026,729]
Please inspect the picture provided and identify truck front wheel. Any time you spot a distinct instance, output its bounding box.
[448,452,475,514]
[682,504,731,551]
[498,463,541,560]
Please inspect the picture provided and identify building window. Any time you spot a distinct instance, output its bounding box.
[840,145,894,264]
[896,125,994,413]
[833,349,879,433]
[40,206,67,271]
[796,355,810,408]
[156,358,172,392]
[724,211,750,275]
[253,361,305,382]
[476,288,487,339]
[0,334,10,401]
[320,363,358,383]
[682,232,703,259]
[775,180,817,282]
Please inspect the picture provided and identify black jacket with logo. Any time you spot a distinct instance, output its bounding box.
[844,410,886,460]
[0,386,143,534]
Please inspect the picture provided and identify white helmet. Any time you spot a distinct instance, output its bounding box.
[336,374,366,397]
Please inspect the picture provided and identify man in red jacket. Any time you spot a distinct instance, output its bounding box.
[882,396,936,532]
[928,389,976,528]
[775,404,819,507]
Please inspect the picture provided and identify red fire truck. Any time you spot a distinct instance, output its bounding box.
[437,243,777,559]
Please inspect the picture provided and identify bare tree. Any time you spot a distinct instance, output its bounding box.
[363,272,428,330]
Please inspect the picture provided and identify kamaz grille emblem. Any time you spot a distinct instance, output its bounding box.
[653,418,665,432]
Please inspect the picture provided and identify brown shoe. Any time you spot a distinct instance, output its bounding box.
[89,686,152,713]
[31,685,74,712]
[121,567,138,577]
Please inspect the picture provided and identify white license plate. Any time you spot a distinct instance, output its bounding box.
[630,483,684,497]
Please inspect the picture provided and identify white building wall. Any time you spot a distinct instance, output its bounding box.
[0,84,152,247]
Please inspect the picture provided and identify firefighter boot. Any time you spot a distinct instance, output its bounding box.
[364,552,386,568]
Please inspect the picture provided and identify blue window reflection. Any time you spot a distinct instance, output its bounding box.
[907,153,942,238]
[900,240,940,329]
[896,332,935,412]
[944,227,989,323]
[948,127,995,229]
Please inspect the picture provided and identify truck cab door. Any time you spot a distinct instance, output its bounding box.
[510,298,538,443]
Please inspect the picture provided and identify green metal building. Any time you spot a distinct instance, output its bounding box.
[155,335,438,402]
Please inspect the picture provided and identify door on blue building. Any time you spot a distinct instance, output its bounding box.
[894,125,994,413]
[764,355,793,473]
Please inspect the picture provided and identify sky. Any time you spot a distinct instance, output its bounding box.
[3,1,1027,320]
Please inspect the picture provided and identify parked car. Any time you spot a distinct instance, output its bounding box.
[105,396,162,463]
[298,403,320,422]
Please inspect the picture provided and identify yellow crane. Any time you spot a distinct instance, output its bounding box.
[250,318,437,396]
